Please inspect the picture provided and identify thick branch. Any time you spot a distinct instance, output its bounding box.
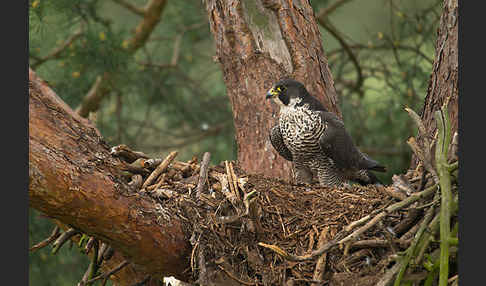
[128,0,168,52]
[28,68,191,281]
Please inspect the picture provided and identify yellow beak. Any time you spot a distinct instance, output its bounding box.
[266,87,279,99]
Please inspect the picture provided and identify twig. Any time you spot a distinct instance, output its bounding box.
[415,193,458,266]
[78,240,99,286]
[142,158,166,169]
[52,228,79,254]
[376,261,401,286]
[317,18,363,93]
[316,0,353,19]
[196,152,211,198]
[217,265,257,286]
[391,174,415,196]
[449,131,458,161]
[405,107,439,183]
[102,246,114,261]
[448,275,458,284]
[75,73,109,118]
[111,0,145,16]
[225,161,240,201]
[407,137,438,184]
[405,107,429,143]
[259,183,437,262]
[85,236,96,254]
[97,242,108,264]
[141,151,178,189]
[170,34,182,66]
[311,227,329,286]
[210,171,238,206]
[31,28,83,69]
[340,184,437,244]
[393,192,438,286]
[30,226,60,252]
[138,34,182,69]
[197,245,209,285]
[327,43,435,64]
[350,239,410,250]
[339,212,387,245]
[86,260,130,285]
[435,108,452,286]
[393,208,421,236]
[110,144,150,163]
[381,186,408,201]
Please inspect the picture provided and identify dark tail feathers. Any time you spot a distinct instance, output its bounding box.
[355,170,383,186]
[360,152,387,173]
[369,164,387,173]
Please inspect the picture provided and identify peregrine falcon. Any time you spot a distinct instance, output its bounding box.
[266,78,386,187]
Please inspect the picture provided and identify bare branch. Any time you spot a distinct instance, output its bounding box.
[316,0,353,19]
[128,0,168,52]
[316,18,363,93]
[111,0,145,16]
[75,74,108,118]
[30,226,61,252]
[31,28,83,69]
[86,260,130,285]
[196,152,211,199]
[327,43,434,65]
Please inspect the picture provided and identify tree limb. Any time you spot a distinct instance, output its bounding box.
[29,68,191,280]
[112,0,145,16]
[31,28,83,69]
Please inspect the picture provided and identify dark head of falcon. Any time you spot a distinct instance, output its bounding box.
[266,78,386,187]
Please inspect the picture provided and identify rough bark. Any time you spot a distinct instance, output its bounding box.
[28,68,191,284]
[204,0,341,180]
[411,0,458,169]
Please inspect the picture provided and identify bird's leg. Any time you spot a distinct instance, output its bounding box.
[293,164,313,184]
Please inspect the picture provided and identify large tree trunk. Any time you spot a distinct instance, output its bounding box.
[29,68,191,285]
[411,0,458,169]
[204,0,340,180]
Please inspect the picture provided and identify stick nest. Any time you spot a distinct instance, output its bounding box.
[109,143,457,286]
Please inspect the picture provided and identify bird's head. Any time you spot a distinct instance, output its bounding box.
[266,78,308,108]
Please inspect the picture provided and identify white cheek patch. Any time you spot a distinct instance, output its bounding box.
[288,97,302,107]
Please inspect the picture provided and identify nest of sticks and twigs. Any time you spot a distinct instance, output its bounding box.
[30,105,458,286]
[107,109,458,285]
